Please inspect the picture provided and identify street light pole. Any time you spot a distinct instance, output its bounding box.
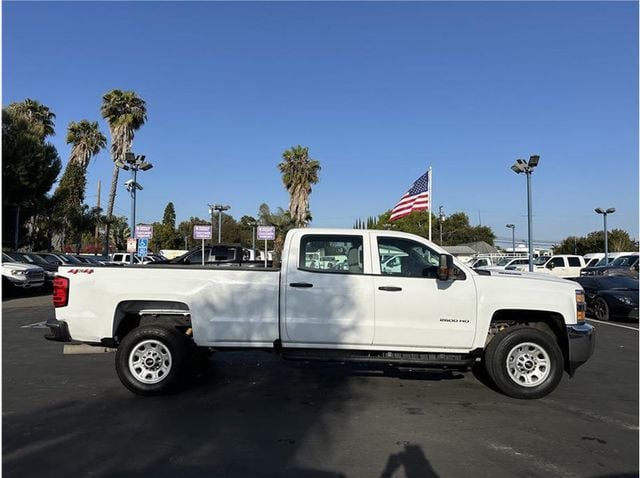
[510,155,540,272]
[119,152,153,265]
[595,207,616,264]
[209,204,230,243]
[506,224,515,255]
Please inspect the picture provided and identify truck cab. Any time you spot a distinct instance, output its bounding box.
[534,255,585,278]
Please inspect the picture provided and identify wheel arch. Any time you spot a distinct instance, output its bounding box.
[112,300,191,345]
[487,309,570,374]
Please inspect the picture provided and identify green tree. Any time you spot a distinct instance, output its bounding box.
[239,215,259,248]
[150,202,181,250]
[258,203,295,264]
[100,90,147,222]
[2,106,61,249]
[371,210,495,246]
[109,216,131,251]
[163,202,177,229]
[52,120,106,249]
[176,216,209,251]
[6,98,56,139]
[554,229,638,254]
[278,145,321,228]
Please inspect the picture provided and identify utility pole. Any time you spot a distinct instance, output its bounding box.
[95,181,101,254]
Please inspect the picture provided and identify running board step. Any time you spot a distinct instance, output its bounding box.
[281,348,477,369]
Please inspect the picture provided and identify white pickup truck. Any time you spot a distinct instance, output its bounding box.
[46,228,594,399]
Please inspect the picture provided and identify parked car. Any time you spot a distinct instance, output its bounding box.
[36,252,84,266]
[2,253,46,294]
[4,251,58,282]
[74,255,108,266]
[478,257,530,271]
[109,253,157,265]
[581,254,639,277]
[161,244,271,267]
[570,275,638,322]
[583,253,605,269]
[533,255,586,278]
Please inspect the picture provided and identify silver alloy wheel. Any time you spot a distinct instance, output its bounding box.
[505,341,551,387]
[128,339,173,384]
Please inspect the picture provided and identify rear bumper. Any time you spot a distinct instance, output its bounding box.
[44,318,72,342]
[566,323,595,375]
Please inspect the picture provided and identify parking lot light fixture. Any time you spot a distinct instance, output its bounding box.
[506,224,515,255]
[123,153,153,265]
[210,204,231,243]
[595,207,616,264]
[511,155,540,272]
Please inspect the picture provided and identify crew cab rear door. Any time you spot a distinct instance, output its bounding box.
[282,232,374,346]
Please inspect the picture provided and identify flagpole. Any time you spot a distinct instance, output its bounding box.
[428,166,432,242]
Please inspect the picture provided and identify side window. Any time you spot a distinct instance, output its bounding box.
[378,237,439,278]
[186,250,203,264]
[547,257,565,269]
[568,257,582,267]
[300,235,364,274]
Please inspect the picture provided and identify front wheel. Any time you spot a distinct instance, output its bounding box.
[593,297,610,321]
[484,326,564,399]
[116,325,189,396]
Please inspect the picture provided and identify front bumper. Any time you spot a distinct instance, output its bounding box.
[44,318,72,342]
[566,323,595,375]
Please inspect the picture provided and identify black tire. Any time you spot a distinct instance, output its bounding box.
[484,325,564,399]
[115,325,190,396]
[593,297,610,321]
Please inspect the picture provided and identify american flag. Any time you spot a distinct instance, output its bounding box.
[389,171,430,222]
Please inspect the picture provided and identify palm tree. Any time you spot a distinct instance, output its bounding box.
[278,145,321,228]
[52,120,106,250]
[100,90,147,220]
[6,98,56,139]
[258,203,295,265]
[67,120,107,170]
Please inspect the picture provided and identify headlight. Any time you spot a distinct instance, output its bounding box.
[614,295,634,306]
[10,270,26,276]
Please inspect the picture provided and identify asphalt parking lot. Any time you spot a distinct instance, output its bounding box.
[2,293,638,478]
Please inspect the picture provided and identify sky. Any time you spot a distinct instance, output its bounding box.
[3,1,639,248]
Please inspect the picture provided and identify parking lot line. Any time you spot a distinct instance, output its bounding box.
[586,318,638,331]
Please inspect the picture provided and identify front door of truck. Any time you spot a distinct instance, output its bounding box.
[283,233,374,346]
[372,235,477,349]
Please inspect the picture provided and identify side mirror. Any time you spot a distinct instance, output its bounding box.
[546,262,555,269]
[438,254,455,281]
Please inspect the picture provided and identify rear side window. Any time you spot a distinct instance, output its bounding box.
[568,257,582,267]
[300,235,364,274]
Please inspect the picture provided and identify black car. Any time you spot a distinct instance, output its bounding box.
[581,254,639,278]
[36,252,84,266]
[571,275,639,322]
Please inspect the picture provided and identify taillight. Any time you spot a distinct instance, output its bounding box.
[53,277,69,308]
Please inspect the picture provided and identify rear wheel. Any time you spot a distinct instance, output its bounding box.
[484,325,564,399]
[593,298,610,321]
[116,325,189,395]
